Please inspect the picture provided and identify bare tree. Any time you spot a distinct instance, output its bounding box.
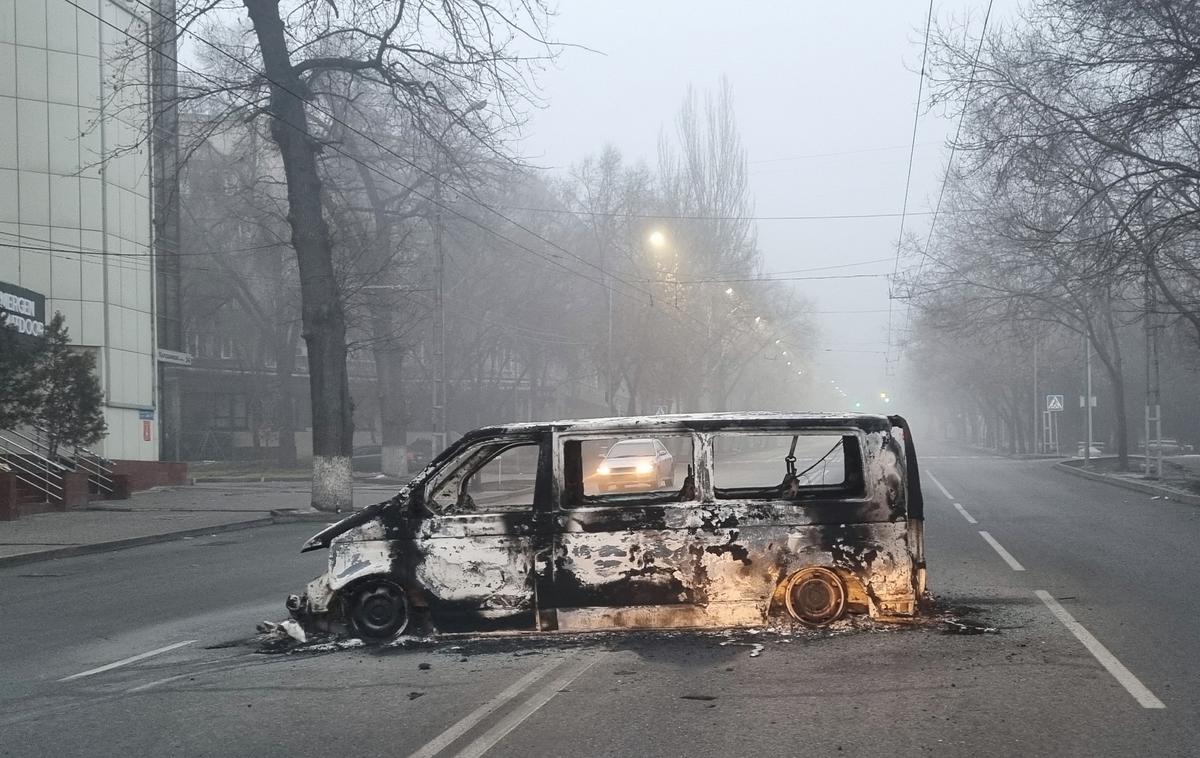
[149,0,556,508]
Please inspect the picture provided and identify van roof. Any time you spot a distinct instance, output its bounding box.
[466,412,899,439]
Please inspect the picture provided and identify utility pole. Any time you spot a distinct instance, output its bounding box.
[1144,273,1162,479]
[432,182,447,454]
[1032,333,1039,454]
[1083,330,1094,468]
[606,269,613,412]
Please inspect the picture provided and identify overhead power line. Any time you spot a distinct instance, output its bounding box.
[885,0,935,370]
[70,0,658,321]
[897,0,997,362]
[494,207,952,222]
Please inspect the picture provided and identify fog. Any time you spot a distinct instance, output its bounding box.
[5,0,1199,495]
[524,1,1000,409]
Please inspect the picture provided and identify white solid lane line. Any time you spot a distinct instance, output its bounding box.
[954,502,978,524]
[928,473,953,500]
[978,531,1025,571]
[1035,590,1166,709]
[452,652,608,758]
[58,640,197,682]
[408,654,568,758]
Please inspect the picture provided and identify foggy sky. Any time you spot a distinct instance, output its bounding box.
[522,0,1010,411]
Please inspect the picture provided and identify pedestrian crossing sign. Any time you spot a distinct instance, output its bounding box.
[1046,394,1064,412]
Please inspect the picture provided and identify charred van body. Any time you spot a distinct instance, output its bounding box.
[287,412,926,638]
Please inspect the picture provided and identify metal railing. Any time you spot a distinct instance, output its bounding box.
[0,426,116,497]
[0,431,66,502]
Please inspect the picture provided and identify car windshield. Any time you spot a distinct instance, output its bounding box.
[607,441,656,457]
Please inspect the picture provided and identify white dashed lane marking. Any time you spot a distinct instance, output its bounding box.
[927,473,954,500]
[979,531,1025,571]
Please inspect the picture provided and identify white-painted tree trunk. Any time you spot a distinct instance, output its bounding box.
[312,455,353,512]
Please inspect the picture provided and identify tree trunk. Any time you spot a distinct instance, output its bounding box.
[1088,300,1130,470]
[245,0,353,511]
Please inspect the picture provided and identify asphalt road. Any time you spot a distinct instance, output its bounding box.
[2,447,1197,757]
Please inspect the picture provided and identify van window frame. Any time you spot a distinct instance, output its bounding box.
[422,433,544,516]
[555,430,701,510]
[705,428,868,502]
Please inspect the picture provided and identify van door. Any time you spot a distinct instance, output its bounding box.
[413,435,549,631]
[551,433,704,630]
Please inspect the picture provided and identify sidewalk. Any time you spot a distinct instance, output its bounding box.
[1054,455,1200,506]
[0,481,406,566]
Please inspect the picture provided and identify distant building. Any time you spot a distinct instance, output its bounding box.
[1,1,179,483]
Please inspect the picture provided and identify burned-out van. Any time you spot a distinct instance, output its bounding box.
[286,413,926,638]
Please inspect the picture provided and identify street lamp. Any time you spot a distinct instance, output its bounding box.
[647,229,667,250]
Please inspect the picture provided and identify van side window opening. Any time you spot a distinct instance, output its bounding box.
[712,433,864,500]
[562,434,695,506]
[427,441,540,514]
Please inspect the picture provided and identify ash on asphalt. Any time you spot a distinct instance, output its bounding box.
[245,593,1006,658]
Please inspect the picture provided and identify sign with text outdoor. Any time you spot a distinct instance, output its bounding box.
[0,281,46,339]
[156,348,193,366]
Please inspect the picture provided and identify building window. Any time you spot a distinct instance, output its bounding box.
[212,394,248,429]
[220,336,235,359]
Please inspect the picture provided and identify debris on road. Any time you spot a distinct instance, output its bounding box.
[941,619,999,635]
[719,640,765,657]
[256,619,307,644]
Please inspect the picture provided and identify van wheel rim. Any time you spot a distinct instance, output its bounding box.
[352,582,408,638]
[784,567,847,627]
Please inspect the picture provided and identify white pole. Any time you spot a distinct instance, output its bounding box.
[1084,332,1094,467]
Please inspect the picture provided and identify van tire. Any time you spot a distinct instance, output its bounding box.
[348,579,409,639]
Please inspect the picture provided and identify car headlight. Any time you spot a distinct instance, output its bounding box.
[597,464,610,475]
[635,462,653,474]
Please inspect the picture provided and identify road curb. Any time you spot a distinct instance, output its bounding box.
[0,516,279,568]
[1053,461,1200,505]
[190,475,311,484]
[269,509,343,523]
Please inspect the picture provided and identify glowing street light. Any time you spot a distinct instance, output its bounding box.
[647,229,667,250]
[724,287,734,296]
